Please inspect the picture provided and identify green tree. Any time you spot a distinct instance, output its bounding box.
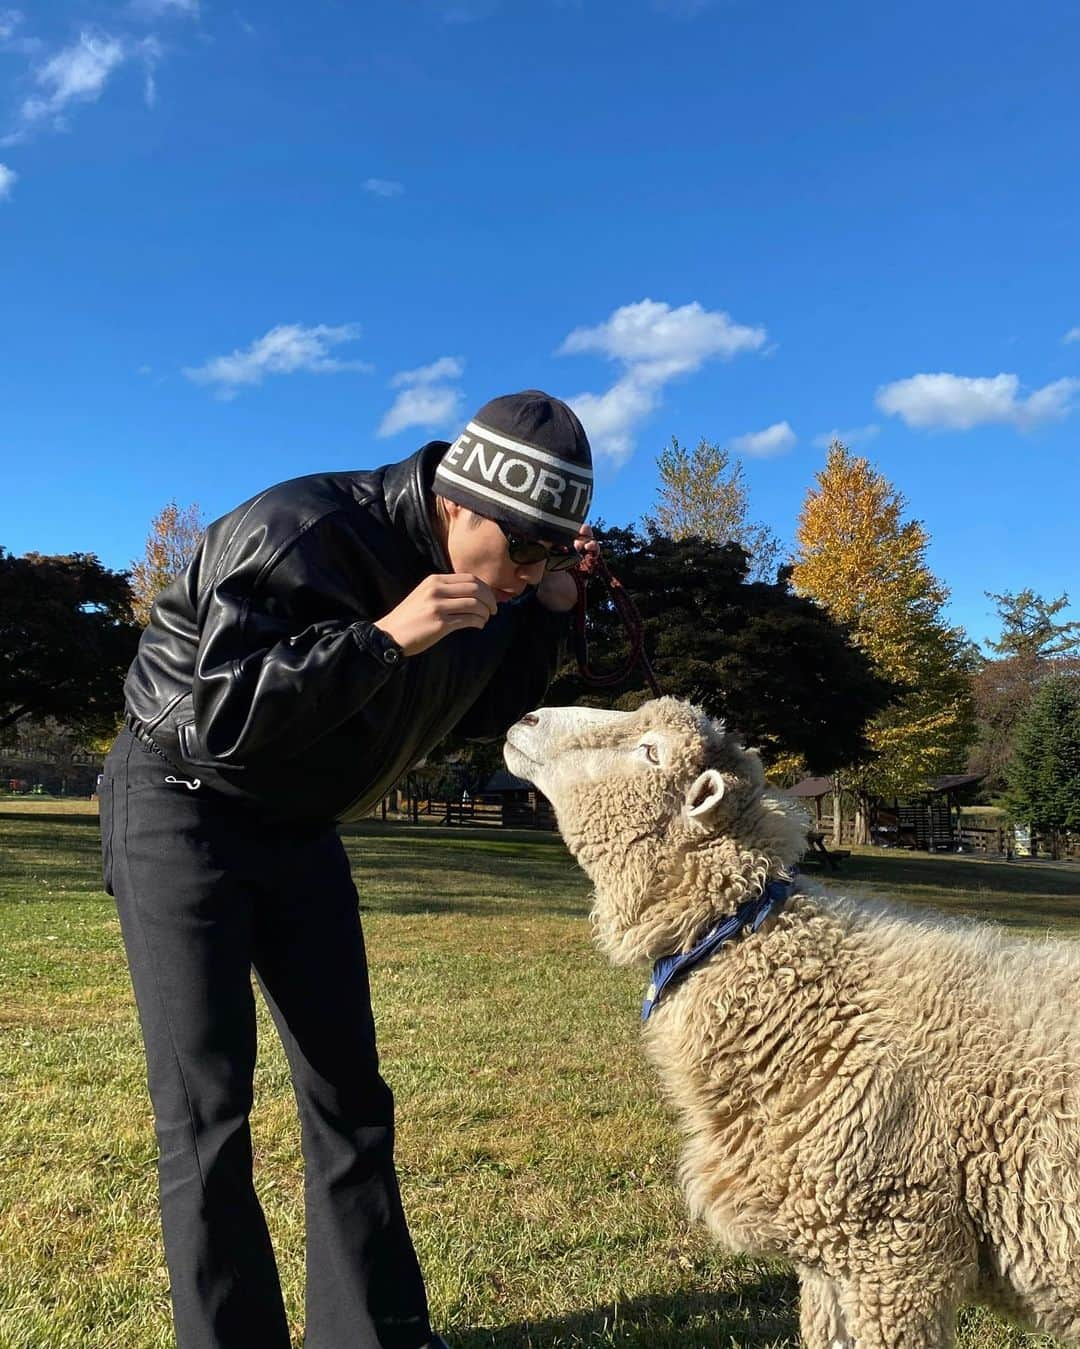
[645,437,783,582]
[1006,674,1080,859]
[970,591,1080,795]
[0,550,140,736]
[985,589,1080,659]
[547,524,895,774]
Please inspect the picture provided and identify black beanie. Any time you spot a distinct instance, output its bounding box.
[433,390,593,543]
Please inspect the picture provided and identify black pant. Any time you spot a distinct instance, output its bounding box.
[100,729,431,1349]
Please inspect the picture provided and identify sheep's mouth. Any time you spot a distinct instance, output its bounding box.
[504,732,542,767]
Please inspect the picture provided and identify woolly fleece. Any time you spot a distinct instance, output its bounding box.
[503,696,1080,1348]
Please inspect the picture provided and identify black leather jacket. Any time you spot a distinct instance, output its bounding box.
[123,441,571,823]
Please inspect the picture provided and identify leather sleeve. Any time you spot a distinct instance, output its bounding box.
[453,593,572,742]
[190,512,403,764]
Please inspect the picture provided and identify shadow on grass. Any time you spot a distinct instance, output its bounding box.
[0,810,102,827]
[815,852,1080,933]
[359,897,589,920]
[454,1272,799,1347]
[825,850,1080,899]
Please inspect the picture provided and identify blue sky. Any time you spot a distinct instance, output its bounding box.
[2,0,1078,652]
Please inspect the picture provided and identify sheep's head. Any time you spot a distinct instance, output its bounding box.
[504,696,809,966]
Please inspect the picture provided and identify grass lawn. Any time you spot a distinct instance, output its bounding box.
[2,804,1078,1348]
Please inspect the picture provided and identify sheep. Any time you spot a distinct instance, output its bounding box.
[503,695,1080,1348]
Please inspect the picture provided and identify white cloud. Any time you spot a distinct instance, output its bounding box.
[0,162,16,199]
[128,0,199,17]
[0,12,42,64]
[560,298,766,379]
[731,420,797,458]
[558,298,768,464]
[185,323,372,398]
[811,423,880,449]
[137,36,161,108]
[19,32,127,131]
[876,372,1080,432]
[390,355,464,387]
[566,376,659,467]
[363,177,404,198]
[379,355,465,437]
[379,385,464,438]
[4,29,164,142]
[1064,327,1080,345]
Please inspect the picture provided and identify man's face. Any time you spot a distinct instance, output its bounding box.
[444,505,548,603]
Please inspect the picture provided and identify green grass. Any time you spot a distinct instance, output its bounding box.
[1,812,1078,1348]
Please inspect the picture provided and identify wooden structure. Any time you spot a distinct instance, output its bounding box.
[787,777,833,827]
[785,778,850,869]
[475,769,556,830]
[0,746,101,798]
[804,830,850,872]
[786,772,988,855]
[892,773,984,851]
[389,768,556,830]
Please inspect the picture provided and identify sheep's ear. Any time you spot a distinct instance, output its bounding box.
[685,768,726,820]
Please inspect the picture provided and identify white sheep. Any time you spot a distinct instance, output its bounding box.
[504,696,1080,1348]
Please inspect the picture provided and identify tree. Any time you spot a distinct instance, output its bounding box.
[546,524,895,774]
[968,657,1039,794]
[1006,674,1080,859]
[969,591,1080,795]
[0,549,141,736]
[790,443,978,841]
[130,500,205,627]
[645,437,784,582]
[985,589,1080,659]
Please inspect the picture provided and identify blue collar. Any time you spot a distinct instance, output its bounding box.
[641,875,797,1023]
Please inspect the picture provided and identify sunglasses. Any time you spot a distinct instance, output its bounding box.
[499,525,580,572]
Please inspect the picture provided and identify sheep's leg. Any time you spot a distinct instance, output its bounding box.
[837,1272,958,1349]
[798,1265,853,1348]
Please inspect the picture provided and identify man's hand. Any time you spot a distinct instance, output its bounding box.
[374,574,498,656]
[536,524,599,613]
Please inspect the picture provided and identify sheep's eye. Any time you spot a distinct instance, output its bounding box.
[640,742,660,765]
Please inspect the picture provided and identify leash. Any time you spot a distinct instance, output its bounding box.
[572,554,662,698]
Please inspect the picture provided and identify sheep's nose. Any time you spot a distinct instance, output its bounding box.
[519,713,540,726]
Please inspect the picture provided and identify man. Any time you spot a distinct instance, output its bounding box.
[100,390,596,1349]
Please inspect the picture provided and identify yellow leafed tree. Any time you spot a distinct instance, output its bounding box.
[130,500,205,628]
[790,443,977,841]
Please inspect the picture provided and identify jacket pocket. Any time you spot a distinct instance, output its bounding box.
[178,718,207,766]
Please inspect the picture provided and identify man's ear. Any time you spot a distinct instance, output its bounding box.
[685,768,726,821]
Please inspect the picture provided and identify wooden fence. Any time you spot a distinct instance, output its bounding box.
[811,816,858,846]
[381,795,557,831]
[958,824,1080,861]
[812,814,1079,860]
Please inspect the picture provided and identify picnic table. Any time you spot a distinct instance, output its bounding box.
[804,830,850,872]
